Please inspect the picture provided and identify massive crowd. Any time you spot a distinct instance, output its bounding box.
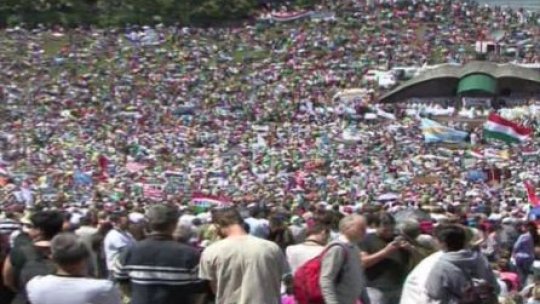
[0,0,540,303]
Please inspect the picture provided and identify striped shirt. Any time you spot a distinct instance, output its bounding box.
[113,234,207,304]
[0,218,21,235]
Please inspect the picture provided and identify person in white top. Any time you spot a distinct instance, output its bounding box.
[286,220,330,274]
[399,251,444,304]
[27,233,121,304]
[103,211,136,273]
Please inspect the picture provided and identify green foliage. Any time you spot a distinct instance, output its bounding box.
[0,0,261,27]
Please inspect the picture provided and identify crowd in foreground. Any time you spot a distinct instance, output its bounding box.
[3,203,540,304]
[0,0,539,303]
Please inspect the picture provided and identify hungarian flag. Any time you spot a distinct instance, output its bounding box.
[524,180,540,207]
[522,146,540,157]
[143,184,163,201]
[483,114,532,144]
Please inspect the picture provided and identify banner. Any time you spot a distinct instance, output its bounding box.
[191,193,232,209]
[271,11,313,22]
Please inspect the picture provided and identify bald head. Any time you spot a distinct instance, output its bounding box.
[339,214,367,243]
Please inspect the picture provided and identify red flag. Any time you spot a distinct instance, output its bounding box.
[143,184,163,201]
[524,180,540,207]
[98,155,109,172]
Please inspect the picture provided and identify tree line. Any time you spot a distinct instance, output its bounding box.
[0,0,276,27]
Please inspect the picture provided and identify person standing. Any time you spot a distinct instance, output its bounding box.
[359,213,410,304]
[26,233,121,304]
[199,208,287,304]
[286,221,329,274]
[320,214,369,304]
[425,224,499,303]
[103,211,135,275]
[2,210,65,304]
[512,221,539,287]
[114,205,207,304]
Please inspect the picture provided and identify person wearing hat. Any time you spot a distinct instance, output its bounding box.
[113,204,208,304]
[26,233,121,304]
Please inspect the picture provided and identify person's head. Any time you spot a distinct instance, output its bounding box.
[110,211,129,231]
[398,219,421,240]
[78,215,93,227]
[213,208,245,238]
[248,205,260,218]
[376,213,396,241]
[28,211,64,242]
[173,225,193,244]
[269,214,287,231]
[338,214,367,243]
[305,220,330,244]
[434,224,467,252]
[145,205,179,235]
[51,233,90,275]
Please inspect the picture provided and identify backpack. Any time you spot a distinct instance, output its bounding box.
[457,267,498,304]
[293,243,348,304]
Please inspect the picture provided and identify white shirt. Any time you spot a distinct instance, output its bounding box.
[400,251,444,304]
[27,275,121,304]
[103,229,136,270]
[286,242,325,274]
[75,225,98,239]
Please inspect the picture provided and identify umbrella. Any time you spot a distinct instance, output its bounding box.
[377,192,400,201]
[393,208,432,223]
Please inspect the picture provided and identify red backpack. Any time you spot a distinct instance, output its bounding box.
[293,243,348,304]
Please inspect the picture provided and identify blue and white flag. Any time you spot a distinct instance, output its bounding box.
[421,119,469,143]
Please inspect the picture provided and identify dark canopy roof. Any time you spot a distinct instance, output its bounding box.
[379,61,540,103]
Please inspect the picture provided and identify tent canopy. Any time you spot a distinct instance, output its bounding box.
[457,74,497,95]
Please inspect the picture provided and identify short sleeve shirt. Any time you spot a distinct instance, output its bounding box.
[103,229,136,271]
[359,233,409,289]
[199,235,287,304]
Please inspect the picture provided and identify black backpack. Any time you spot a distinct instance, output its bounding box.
[457,267,498,304]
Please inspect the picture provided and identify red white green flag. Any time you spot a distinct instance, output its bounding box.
[483,113,532,144]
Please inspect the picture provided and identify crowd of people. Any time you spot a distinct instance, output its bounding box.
[0,0,539,303]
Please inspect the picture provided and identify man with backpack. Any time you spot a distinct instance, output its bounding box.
[2,210,64,304]
[425,224,500,304]
[318,214,369,304]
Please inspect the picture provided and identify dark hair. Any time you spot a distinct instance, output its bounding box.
[378,213,396,227]
[109,211,128,223]
[213,208,244,228]
[51,233,90,265]
[314,210,333,227]
[305,221,329,237]
[79,216,92,226]
[434,224,467,251]
[526,221,540,245]
[147,205,179,232]
[365,212,380,227]
[31,211,64,240]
